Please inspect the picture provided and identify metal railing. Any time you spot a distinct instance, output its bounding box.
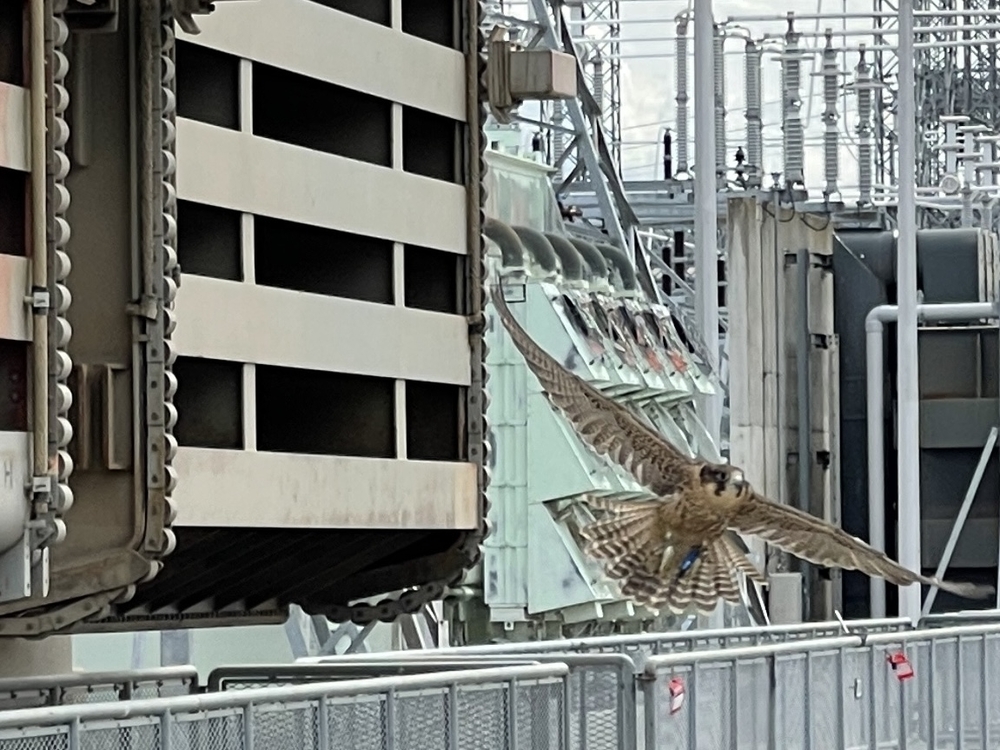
[5,615,1000,750]
[641,623,1000,750]
[0,664,570,750]
[0,666,198,711]
[918,608,1000,629]
[298,618,913,671]
[208,654,634,750]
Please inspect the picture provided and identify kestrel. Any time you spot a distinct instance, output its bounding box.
[489,280,994,614]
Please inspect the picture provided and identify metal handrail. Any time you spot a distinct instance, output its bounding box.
[0,664,568,729]
[641,634,863,676]
[297,617,913,663]
[0,665,198,694]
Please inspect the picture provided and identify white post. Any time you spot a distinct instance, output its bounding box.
[694,0,721,445]
[896,0,922,623]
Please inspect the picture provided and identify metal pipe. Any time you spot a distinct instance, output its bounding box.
[865,301,999,618]
[694,0,720,444]
[896,0,920,625]
[796,247,813,619]
[29,0,49,501]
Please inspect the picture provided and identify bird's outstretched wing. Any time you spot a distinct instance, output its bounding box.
[731,493,995,600]
[489,282,700,496]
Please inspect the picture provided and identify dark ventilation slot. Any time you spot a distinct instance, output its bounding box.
[404,245,462,314]
[253,63,391,167]
[307,0,390,25]
[562,295,591,338]
[175,40,240,130]
[0,341,28,431]
[171,357,244,449]
[176,200,242,281]
[402,0,459,49]
[0,2,23,85]
[256,366,395,458]
[402,107,462,184]
[255,216,393,304]
[406,381,462,461]
[590,302,612,338]
[0,168,26,256]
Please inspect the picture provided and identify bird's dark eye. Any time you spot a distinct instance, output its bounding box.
[700,465,730,485]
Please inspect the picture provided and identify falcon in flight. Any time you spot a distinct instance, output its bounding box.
[489,281,994,614]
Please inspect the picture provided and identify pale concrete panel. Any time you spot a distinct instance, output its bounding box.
[173,275,471,385]
[0,83,29,172]
[173,447,479,530]
[175,118,467,254]
[178,0,466,122]
[0,255,29,341]
[0,636,72,677]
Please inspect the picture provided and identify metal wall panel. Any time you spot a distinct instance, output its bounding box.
[173,447,478,529]
[175,119,468,255]
[173,275,472,384]
[178,0,467,123]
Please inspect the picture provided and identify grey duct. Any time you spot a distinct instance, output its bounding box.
[484,218,526,268]
[512,226,559,275]
[544,232,587,281]
[595,243,638,291]
[569,238,610,280]
[865,301,1000,618]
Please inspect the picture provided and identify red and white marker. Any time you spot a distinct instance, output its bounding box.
[668,676,686,714]
[887,651,915,681]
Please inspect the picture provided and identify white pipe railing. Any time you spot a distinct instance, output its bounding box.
[865,302,1000,618]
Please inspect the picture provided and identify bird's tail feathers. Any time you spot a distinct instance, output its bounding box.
[720,533,768,586]
[604,536,749,615]
[922,577,995,601]
[580,502,767,614]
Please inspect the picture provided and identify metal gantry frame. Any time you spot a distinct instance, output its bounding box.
[564,0,624,167]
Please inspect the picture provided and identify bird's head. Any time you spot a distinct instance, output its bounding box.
[699,464,751,501]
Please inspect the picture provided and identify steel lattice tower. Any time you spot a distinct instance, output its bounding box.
[571,0,623,168]
[873,0,1000,222]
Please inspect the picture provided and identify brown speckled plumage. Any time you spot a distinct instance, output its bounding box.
[490,281,994,614]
